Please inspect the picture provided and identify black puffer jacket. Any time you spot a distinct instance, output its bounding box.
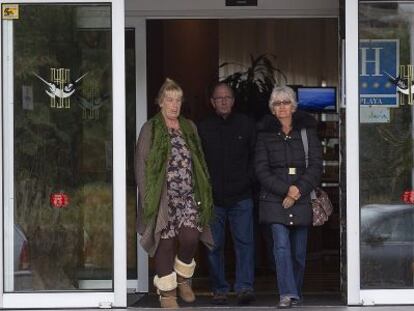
[255,111,323,226]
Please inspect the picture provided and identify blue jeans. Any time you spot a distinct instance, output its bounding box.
[271,223,308,300]
[207,198,254,294]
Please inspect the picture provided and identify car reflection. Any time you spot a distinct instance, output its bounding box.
[361,204,414,289]
[14,224,32,290]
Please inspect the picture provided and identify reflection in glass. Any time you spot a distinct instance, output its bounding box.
[4,4,113,291]
[125,28,137,280]
[359,2,414,289]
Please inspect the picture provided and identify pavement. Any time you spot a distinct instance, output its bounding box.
[127,293,414,310]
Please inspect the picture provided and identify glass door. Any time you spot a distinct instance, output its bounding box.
[357,1,414,305]
[0,0,126,308]
[347,0,414,305]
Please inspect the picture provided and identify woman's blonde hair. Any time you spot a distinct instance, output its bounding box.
[156,78,183,106]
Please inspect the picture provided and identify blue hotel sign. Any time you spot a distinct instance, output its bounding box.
[359,39,399,107]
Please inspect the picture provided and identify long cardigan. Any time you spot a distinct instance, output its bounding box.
[134,119,214,257]
[255,111,323,226]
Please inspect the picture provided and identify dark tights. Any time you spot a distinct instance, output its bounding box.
[154,226,200,277]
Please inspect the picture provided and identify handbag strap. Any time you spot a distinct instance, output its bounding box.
[301,128,309,168]
[300,128,317,200]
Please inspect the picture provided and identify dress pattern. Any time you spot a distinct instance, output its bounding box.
[160,128,202,239]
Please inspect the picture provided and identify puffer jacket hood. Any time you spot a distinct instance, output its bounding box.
[257,110,317,133]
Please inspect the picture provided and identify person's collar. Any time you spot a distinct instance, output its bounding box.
[214,111,234,121]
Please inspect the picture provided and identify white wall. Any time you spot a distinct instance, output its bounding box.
[126,0,339,18]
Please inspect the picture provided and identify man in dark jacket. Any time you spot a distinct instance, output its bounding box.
[198,82,255,305]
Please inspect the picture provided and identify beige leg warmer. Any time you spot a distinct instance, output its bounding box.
[153,272,177,292]
[174,257,196,278]
[153,273,179,308]
[174,257,196,303]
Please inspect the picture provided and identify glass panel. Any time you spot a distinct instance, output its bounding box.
[125,28,137,280]
[359,2,414,289]
[3,4,113,291]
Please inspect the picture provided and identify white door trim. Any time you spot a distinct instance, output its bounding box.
[112,0,127,306]
[125,16,148,293]
[0,0,126,308]
[125,0,339,19]
[2,18,14,295]
[345,0,361,306]
[349,1,414,305]
[126,2,341,297]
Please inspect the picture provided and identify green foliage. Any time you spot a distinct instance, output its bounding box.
[220,54,287,119]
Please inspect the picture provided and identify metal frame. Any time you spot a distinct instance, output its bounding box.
[346,0,414,305]
[127,8,341,295]
[125,16,148,293]
[355,1,414,305]
[0,0,126,308]
[2,18,14,294]
[345,0,361,305]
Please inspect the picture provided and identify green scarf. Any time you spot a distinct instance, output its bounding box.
[143,112,213,226]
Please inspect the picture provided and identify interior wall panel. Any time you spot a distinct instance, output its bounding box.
[219,19,339,87]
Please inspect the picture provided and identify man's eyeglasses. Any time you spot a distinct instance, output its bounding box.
[213,96,233,103]
[272,100,292,107]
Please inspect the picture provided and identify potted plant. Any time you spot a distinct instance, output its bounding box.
[220,54,287,120]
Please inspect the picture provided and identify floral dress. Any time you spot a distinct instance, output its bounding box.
[160,128,202,239]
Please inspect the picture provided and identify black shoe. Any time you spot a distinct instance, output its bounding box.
[278,296,292,309]
[237,289,255,305]
[211,292,227,305]
[291,298,302,306]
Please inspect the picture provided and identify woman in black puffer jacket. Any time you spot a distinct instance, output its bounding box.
[255,86,322,309]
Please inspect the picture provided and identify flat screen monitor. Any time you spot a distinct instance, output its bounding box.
[297,87,337,112]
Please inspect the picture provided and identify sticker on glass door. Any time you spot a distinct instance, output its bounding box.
[33,68,88,108]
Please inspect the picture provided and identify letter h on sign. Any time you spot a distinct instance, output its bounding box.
[359,39,399,108]
[360,47,383,77]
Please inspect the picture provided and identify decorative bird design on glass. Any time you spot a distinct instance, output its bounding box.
[33,72,88,99]
[384,71,414,95]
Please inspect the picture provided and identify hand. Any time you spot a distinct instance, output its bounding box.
[282,196,296,209]
[287,185,301,201]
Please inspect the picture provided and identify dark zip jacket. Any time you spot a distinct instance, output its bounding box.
[198,112,256,207]
[255,111,323,226]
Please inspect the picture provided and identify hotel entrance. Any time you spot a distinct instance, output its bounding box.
[1,0,414,309]
[127,2,344,306]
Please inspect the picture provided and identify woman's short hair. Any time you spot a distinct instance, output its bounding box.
[156,78,183,106]
[268,85,298,110]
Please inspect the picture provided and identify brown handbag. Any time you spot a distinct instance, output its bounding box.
[301,128,333,226]
[310,187,333,226]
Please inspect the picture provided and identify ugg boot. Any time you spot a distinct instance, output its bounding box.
[174,256,196,303]
[153,272,179,308]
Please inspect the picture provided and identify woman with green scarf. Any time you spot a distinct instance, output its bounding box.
[135,78,214,308]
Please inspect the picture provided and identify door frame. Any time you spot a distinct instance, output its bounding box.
[0,0,126,308]
[345,0,360,305]
[125,16,148,293]
[127,3,342,296]
[346,0,414,305]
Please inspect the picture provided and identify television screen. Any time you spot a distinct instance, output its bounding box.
[297,87,337,112]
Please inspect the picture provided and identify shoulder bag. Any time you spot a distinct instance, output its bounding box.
[300,128,333,226]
